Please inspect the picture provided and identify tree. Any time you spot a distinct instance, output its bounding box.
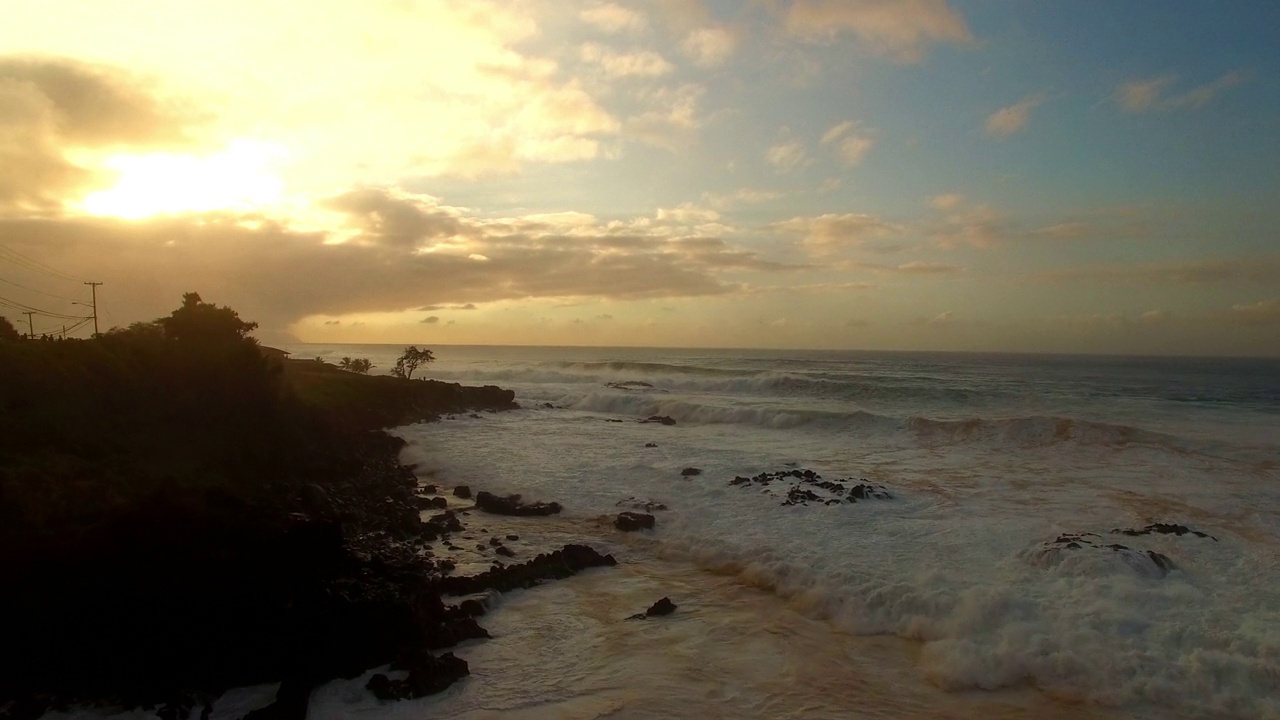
[337,357,373,374]
[0,316,21,343]
[391,346,434,380]
[156,292,258,344]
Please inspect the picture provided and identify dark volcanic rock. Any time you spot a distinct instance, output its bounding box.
[728,468,892,506]
[680,467,702,477]
[452,486,472,499]
[606,381,654,390]
[617,497,667,512]
[644,442,658,448]
[615,512,656,531]
[1111,523,1217,541]
[474,491,562,517]
[496,546,515,558]
[366,652,469,701]
[1036,533,1176,578]
[415,495,448,510]
[434,544,616,596]
[628,596,677,620]
[640,415,677,426]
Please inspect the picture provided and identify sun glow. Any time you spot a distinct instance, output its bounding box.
[80,141,286,219]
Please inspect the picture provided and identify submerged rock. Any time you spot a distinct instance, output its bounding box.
[474,491,562,517]
[366,652,469,701]
[1111,523,1217,541]
[680,467,702,477]
[640,415,677,426]
[1033,533,1176,578]
[615,511,656,531]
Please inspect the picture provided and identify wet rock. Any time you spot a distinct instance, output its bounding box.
[474,491,562,517]
[606,381,654,390]
[1035,533,1177,578]
[1111,523,1217,541]
[506,534,519,541]
[640,415,677,426]
[434,544,616,596]
[421,484,438,495]
[452,486,472,499]
[644,442,658,448]
[488,537,502,546]
[415,495,448,510]
[615,511,655,531]
[628,596,677,620]
[680,467,702,477]
[496,546,515,558]
[847,484,893,501]
[617,497,667,512]
[541,402,555,409]
[366,652,469,701]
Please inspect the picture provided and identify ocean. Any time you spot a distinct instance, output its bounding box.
[285,344,1280,720]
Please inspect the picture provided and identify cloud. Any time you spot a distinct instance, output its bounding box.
[1032,222,1089,239]
[421,315,440,324]
[766,140,811,173]
[580,2,647,33]
[930,193,964,210]
[1031,256,1280,286]
[773,213,897,254]
[0,56,199,211]
[1116,76,1175,114]
[0,185,813,332]
[928,311,954,325]
[580,43,673,78]
[323,320,341,325]
[624,83,704,149]
[596,313,614,321]
[1116,72,1245,113]
[702,188,783,209]
[784,0,973,63]
[819,121,874,166]
[985,94,1043,137]
[322,188,466,247]
[1228,298,1280,326]
[682,27,737,67]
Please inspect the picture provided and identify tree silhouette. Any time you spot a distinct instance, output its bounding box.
[0,316,20,342]
[391,346,434,380]
[156,292,258,344]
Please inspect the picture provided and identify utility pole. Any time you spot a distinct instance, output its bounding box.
[23,311,34,339]
[84,281,102,336]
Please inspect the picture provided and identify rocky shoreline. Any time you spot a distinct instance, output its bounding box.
[0,353,625,720]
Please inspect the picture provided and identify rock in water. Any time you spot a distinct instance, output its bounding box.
[474,490,562,516]
[628,596,677,620]
[680,467,702,477]
[452,485,472,499]
[615,511,656,531]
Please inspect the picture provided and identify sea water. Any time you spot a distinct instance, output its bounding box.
[292,345,1280,719]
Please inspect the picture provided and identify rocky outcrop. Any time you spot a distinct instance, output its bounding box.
[615,512,655,531]
[434,544,617,596]
[628,597,677,620]
[729,469,893,506]
[1033,533,1176,578]
[452,485,472,499]
[1112,523,1217,541]
[474,491,562,517]
[640,415,677,425]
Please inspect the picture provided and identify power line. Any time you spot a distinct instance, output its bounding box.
[0,293,91,321]
[0,275,86,303]
[0,244,86,283]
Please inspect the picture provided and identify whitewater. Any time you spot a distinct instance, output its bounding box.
[287,344,1280,719]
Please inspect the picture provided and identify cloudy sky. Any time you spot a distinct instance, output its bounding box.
[2,1,1278,354]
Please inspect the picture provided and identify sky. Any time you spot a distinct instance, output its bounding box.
[1,0,1278,355]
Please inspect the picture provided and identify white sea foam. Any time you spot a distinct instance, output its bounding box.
[386,346,1280,719]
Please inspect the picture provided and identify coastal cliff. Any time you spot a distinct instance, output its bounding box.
[0,298,591,720]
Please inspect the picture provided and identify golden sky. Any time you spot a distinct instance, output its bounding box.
[2,1,1278,354]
